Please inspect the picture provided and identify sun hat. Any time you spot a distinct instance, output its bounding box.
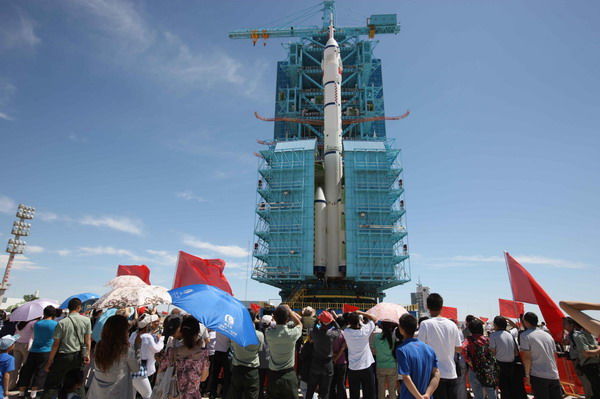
[261,315,273,325]
[0,334,20,351]
[318,310,334,325]
[138,314,159,329]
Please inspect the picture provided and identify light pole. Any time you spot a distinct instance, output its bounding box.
[0,204,35,305]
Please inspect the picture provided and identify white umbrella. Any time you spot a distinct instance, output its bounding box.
[10,298,59,322]
[105,275,147,289]
[93,285,171,309]
[366,302,408,324]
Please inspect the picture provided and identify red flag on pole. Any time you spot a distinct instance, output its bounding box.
[480,317,489,323]
[173,251,233,295]
[343,304,359,313]
[499,298,525,319]
[117,265,151,285]
[250,303,261,313]
[440,306,458,320]
[505,252,564,341]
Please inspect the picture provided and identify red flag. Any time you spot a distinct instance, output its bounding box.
[250,303,261,313]
[440,306,458,320]
[117,265,151,285]
[343,304,359,313]
[499,298,525,319]
[173,251,233,295]
[480,317,489,323]
[505,252,564,341]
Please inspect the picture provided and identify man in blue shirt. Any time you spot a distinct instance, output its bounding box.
[397,314,440,399]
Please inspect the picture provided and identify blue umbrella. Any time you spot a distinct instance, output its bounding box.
[59,293,100,309]
[169,284,258,347]
[92,308,117,342]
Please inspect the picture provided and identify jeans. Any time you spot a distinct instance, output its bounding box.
[529,375,562,399]
[456,356,468,399]
[434,377,458,399]
[306,359,334,399]
[209,350,231,398]
[348,367,375,399]
[329,363,347,399]
[467,369,496,399]
[497,361,527,399]
[376,367,397,399]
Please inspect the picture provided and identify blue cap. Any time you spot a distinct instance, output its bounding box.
[0,334,19,350]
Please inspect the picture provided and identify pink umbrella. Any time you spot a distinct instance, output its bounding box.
[366,302,408,324]
[9,298,59,322]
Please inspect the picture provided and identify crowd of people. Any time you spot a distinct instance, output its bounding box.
[0,294,597,399]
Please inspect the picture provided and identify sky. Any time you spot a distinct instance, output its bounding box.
[0,0,599,320]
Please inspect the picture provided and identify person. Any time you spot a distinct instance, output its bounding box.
[344,310,378,399]
[87,315,140,398]
[373,321,398,399]
[330,314,347,399]
[264,304,302,399]
[564,317,594,398]
[0,334,18,399]
[560,301,600,338]
[17,305,57,398]
[227,309,264,399]
[571,318,600,398]
[305,310,341,399]
[417,293,462,399]
[159,315,210,398]
[207,331,231,399]
[41,298,92,399]
[461,320,498,399]
[489,316,527,399]
[462,315,475,339]
[129,313,164,399]
[519,311,561,399]
[10,318,38,390]
[396,313,440,399]
[257,316,272,399]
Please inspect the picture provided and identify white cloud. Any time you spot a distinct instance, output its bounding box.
[0,82,17,122]
[176,191,207,202]
[26,245,44,254]
[183,236,249,258]
[68,133,88,143]
[0,195,16,214]
[56,249,72,256]
[0,9,40,53]
[0,254,46,271]
[79,246,140,259]
[80,216,144,236]
[145,250,177,266]
[422,254,586,270]
[0,112,13,121]
[37,212,59,222]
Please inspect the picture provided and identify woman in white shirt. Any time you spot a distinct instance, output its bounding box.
[344,311,378,399]
[129,314,164,399]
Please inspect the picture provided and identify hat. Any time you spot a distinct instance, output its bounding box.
[138,314,159,329]
[318,310,334,325]
[0,334,19,351]
[261,315,273,325]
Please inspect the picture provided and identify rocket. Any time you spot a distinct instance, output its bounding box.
[315,20,345,279]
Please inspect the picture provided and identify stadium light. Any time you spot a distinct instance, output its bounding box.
[0,204,35,304]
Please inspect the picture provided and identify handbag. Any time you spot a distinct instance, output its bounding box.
[168,362,180,399]
[150,366,174,399]
[511,335,526,379]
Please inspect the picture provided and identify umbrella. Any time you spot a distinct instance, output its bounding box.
[366,302,408,324]
[92,308,117,342]
[105,275,147,289]
[10,298,60,322]
[59,293,100,310]
[93,285,171,309]
[169,284,258,347]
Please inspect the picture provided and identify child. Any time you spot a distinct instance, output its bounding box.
[0,334,19,399]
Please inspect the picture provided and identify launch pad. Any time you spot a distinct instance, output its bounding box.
[231,1,410,309]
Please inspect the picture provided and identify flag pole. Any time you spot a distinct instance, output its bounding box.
[504,251,521,324]
[171,251,181,290]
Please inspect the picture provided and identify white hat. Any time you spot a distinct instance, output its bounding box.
[261,315,273,325]
[138,314,159,329]
[0,334,19,351]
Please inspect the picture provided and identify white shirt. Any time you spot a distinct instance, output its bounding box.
[214,332,231,353]
[344,320,376,371]
[129,332,164,376]
[418,316,461,379]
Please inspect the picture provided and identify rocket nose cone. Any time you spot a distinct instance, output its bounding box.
[326,38,338,47]
[315,186,326,201]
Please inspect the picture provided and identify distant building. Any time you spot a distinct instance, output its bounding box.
[1,297,23,310]
[411,282,430,317]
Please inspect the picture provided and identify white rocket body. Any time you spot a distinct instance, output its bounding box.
[321,25,343,279]
[314,186,327,276]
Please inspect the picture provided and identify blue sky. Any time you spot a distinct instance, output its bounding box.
[1,0,599,320]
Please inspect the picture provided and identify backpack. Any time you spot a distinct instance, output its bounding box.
[466,336,499,388]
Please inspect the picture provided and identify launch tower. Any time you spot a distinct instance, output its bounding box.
[230,1,410,309]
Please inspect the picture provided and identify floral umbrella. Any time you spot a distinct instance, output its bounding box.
[105,275,147,289]
[93,285,171,309]
[366,302,408,324]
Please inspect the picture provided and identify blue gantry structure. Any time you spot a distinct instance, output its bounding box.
[230,1,410,309]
